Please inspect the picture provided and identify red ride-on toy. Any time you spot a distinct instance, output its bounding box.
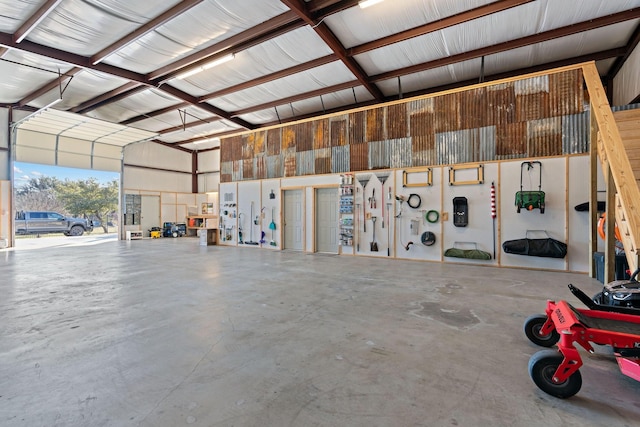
[524,284,640,398]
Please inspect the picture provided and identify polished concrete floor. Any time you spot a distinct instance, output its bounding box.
[1,237,639,427]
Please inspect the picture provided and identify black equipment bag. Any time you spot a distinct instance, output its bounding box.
[502,230,567,259]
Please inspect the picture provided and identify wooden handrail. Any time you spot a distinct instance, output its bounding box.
[582,62,640,273]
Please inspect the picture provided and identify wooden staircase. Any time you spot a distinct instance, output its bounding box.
[584,62,640,279]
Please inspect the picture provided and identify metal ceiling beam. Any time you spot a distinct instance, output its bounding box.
[256,47,625,128]
[159,116,222,135]
[230,80,359,117]
[198,54,338,102]
[119,102,190,125]
[174,128,242,145]
[149,139,193,153]
[0,47,8,58]
[281,0,384,101]
[147,11,303,81]
[90,0,204,65]
[160,84,255,129]
[70,82,144,114]
[348,0,535,56]
[17,66,82,107]
[13,0,63,43]
[607,23,640,81]
[370,9,640,83]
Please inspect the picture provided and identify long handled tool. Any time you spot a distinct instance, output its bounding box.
[386,202,392,256]
[356,174,371,233]
[269,207,277,246]
[245,202,259,245]
[370,216,379,252]
[491,181,497,259]
[376,173,389,230]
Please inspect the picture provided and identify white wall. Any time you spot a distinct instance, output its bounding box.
[614,42,640,106]
[0,108,9,180]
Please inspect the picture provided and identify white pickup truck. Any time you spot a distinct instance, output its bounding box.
[15,211,93,236]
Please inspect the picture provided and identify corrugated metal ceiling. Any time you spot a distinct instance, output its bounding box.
[0,0,639,152]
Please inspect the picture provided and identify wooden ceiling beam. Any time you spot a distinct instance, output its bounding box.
[370,9,640,83]
[348,0,535,56]
[90,0,204,65]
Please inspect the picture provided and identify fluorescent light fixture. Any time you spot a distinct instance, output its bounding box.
[175,54,235,80]
[359,0,383,8]
[193,137,220,145]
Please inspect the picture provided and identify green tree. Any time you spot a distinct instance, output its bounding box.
[15,176,64,212]
[56,178,118,233]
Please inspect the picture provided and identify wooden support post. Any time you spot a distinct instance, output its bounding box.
[589,105,598,279]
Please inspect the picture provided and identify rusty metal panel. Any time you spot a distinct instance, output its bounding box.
[389,138,412,168]
[282,125,296,149]
[295,122,313,151]
[516,92,551,122]
[486,83,516,125]
[256,155,266,180]
[436,129,474,165]
[366,107,385,142]
[267,128,281,156]
[243,158,254,180]
[330,117,348,147]
[460,88,487,130]
[350,142,368,172]
[410,111,434,153]
[220,161,233,183]
[283,148,296,177]
[253,131,265,156]
[514,75,549,95]
[349,111,366,144]
[387,103,408,139]
[475,126,497,162]
[496,122,527,159]
[314,148,331,175]
[528,117,562,157]
[296,150,315,176]
[408,98,434,114]
[314,119,330,150]
[550,69,584,116]
[242,134,255,160]
[434,92,461,133]
[369,139,390,170]
[562,112,589,154]
[232,160,243,182]
[331,145,350,173]
[221,135,241,162]
[266,155,283,179]
[412,149,435,166]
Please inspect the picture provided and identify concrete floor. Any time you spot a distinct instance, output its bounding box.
[1,238,639,427]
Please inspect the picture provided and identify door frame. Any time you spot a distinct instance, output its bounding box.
[313,184,340,254]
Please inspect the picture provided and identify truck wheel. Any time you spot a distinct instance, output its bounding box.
[69,225,84,236]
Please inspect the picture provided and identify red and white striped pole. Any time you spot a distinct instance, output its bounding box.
[491,182,496,259]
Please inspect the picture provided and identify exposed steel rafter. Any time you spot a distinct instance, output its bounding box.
[280,0,384,101]
[607,22,640,80]
[18,66,82,107]
[13,0,63,44]
[119,102,190,125]
[70,82,144,114]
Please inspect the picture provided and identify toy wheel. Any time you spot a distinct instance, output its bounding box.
[524,314,559,347]
[540,203,545,214]
[528,350,582,398]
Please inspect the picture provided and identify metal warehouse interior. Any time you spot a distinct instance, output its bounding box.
[2,1,640,426]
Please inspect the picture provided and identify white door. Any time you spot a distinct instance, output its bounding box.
[284,189,303,251]
[316,188,339,253]
[141,195,160,237]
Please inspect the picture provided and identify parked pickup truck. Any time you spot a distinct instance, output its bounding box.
[15,211,93,236]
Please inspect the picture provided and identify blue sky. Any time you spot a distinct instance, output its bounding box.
[14,162,119,188]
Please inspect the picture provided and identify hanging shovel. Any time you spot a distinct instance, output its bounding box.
[370,216,379,252]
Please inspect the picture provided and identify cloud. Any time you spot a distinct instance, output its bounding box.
[31,171,43,176]
[17,175,30,181]
[14,166,23,174]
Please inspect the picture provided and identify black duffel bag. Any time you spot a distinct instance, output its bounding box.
[502,230,567,259]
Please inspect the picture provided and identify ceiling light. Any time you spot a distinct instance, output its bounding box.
[359,0,383,9]
[175,54,235,80]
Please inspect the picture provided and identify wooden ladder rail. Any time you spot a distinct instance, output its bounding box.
[583,62,640,281]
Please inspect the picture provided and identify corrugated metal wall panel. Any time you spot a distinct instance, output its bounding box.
[282,125,296,149]
[331,145,350,173]
[330,117,348,147]
[315,147,331,175]
[387,103,408,139]
[366,107,385,142]
[475,126,497,162]
[516,92,551,122]
[369,139,390,169]
[436,129,473,165]
[350,142,368,172]
[528,117,562,157]
[243,158,254,180]
[434,92,461,133]
[408,98,434,114]
[550,69,584,116]
[410,111,434,164]
[314,119,330,150]
[295,122,313,151]
[496,122,527,159]
[253,131,265,156]
[389,138,412,168]
[232,160,243,182]
[349,111,366,144]
[562,112,589,154]
[296,150,315,176]
[514,75,549,95]
[612,103,640,112]
[266,155,282,179]
[486,83,516,125]
[267,128,281,156]
[412,149,434,166]
[283,148,296,177]
[220,161,233,183]
[243,134,255,159]
[461,88,486,130]
[256,155,266,180]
